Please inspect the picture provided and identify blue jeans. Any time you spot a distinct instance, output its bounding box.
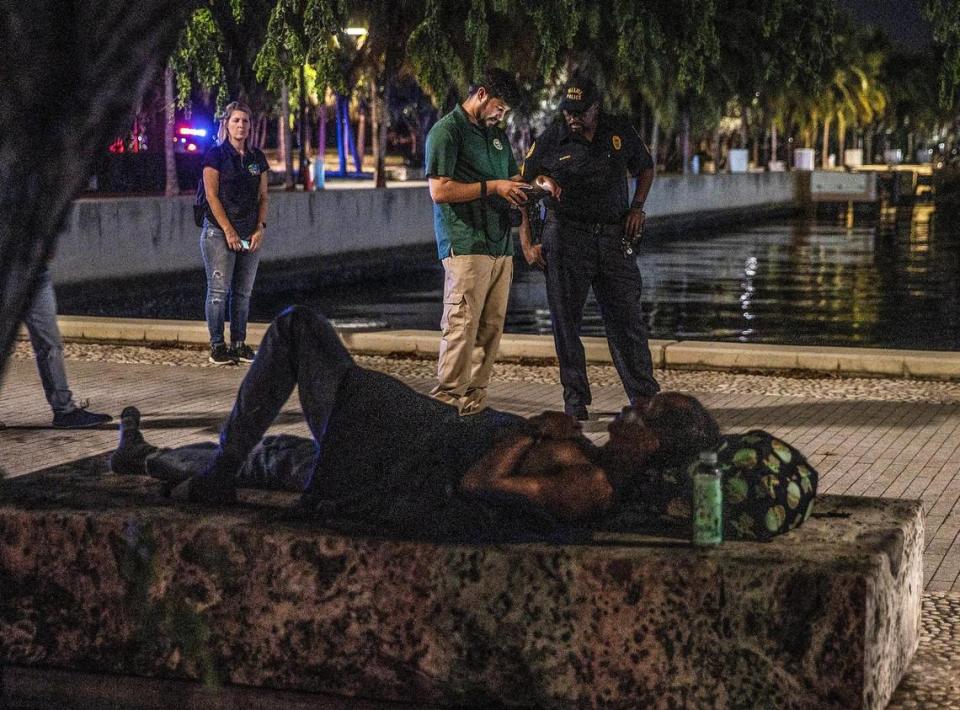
[214,306,357,468]
[200,222,261,346]
[22,267,77,415]
[146,435,316,492]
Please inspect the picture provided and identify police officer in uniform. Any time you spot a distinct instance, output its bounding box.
[521,78,659,420]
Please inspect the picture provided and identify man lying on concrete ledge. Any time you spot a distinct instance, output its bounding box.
[111,306,817,542]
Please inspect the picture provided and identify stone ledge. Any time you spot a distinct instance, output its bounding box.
[0,468,922,709]
[662,340,960,379]
[20,315,960,379]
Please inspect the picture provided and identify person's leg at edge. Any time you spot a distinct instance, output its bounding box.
[228,247,262,361]
[23,268,76,414]
[463,255,513,414]
[544,219,595,418]
[23,267,112,428]
[594,233,659,402]
[190,306,356,502]
[431,255,489,412]
[200,224,236,361]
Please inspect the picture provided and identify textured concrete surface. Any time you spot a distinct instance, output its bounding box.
[0,464,921,709]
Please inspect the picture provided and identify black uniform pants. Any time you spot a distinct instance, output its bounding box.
[542,213,659,409]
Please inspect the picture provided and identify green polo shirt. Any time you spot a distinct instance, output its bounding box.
[425,104,519,258]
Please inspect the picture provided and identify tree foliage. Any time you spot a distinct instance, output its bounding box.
[255,0,346,94]
[923,0,960,106]
[171,8,225,108]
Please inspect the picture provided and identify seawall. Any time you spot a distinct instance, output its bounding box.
[53,173,803,284]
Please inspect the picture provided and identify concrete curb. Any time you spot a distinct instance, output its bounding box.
[28,315,960,380]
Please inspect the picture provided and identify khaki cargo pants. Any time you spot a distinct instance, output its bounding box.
[430,254,513,415]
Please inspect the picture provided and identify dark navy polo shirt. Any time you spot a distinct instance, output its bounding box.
[521,114,653,224]
[202,141,268,239]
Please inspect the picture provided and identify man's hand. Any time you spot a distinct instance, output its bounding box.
[624,207,645,242]
[461,433,536,492]
[534,175,562,201]
[528,411,582,440]
[492,179,530,206]
[522,243,546,269]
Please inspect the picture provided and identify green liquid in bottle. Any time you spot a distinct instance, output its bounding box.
[693,450,723,546]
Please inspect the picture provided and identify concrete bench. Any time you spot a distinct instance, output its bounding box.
[0,466,922,709]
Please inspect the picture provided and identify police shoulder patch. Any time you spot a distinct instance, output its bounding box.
[612,135,622,150]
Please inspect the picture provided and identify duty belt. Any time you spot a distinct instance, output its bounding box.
[555,214,623,234]
[551,212,638,257]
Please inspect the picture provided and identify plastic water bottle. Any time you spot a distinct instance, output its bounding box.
[693,450,723,546]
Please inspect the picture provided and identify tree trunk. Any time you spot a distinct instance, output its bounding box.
[280,82,294,190]
[681,109,691,175]
[0,0,189,380]
[821,117,832,168]
[298,63,309,190]
[837,115,847,165]
[770,122,778,167]
[712,128,721,172]
[163,63,177,197]
[357,103,367,171]
[650,114,660,174]
[316,101,327,189]
[253,114,267,150]
[740,105,749,148]
[371,79,388,188]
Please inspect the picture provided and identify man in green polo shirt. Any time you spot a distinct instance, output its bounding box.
[425,68,538,415]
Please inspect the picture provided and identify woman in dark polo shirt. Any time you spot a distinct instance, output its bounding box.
[200,101,269,365]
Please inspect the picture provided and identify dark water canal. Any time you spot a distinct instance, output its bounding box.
[60,204,960,351]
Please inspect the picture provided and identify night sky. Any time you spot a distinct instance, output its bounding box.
[837,0,933,50]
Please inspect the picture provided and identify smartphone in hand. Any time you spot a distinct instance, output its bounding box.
[519,184,549,201]
[239,239,251,251]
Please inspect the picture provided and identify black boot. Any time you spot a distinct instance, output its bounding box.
[110,406,158,475]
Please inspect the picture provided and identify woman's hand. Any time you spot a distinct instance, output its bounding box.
[248,226,264,252]
[224,228,243,252]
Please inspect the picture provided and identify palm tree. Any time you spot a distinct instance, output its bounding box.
[817,34,888,168]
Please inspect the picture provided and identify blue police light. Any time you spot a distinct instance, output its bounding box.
[178,127,208,137]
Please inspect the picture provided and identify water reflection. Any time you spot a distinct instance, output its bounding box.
[59,205,960,350]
